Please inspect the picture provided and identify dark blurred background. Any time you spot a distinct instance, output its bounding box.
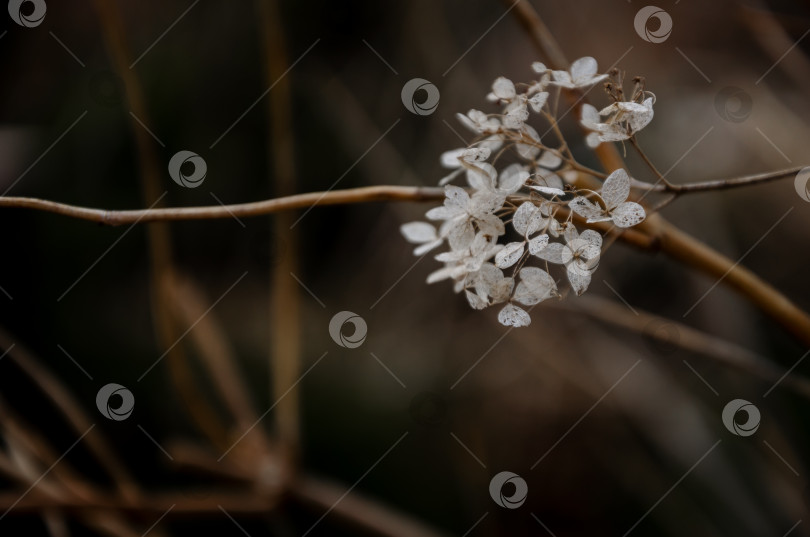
[1,0,810,535]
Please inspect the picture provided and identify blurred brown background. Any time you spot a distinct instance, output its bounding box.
[1,0,809,535]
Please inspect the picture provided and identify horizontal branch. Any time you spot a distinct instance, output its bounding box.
[0,186,446,226]
[2,165,800,227]
[635,166,804,194]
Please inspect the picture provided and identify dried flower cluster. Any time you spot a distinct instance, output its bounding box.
[401,57,654,327]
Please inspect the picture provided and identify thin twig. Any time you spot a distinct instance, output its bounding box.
[0,331,140,502]
[652,167,803,194]
[0,186,445,224]
[555,295,810,399]
[256,0,303,476]
[166,275,273,445]
[3,163,802,226]
[91,0,230,450]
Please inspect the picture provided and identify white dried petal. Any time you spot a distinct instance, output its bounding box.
[456,112,479,133]
[401,222,437,243]
[581,103,600,129]
[447,220,475,250]
[492,77,516,100]
[479,135,504,153]
[520,266,555,286]
[511,202,532,236]
[470,191,505,216]
[536,151,562,169]
[466,290,488,310]
[579,229,603,249]
[427,265,456,284]
[425,206,454,220]
[477,262,504,289]
[570,56,598,83]
[569,196,605,220]
[498,164,529,194]
[529,185,565,197]
[611,202,646,228]
[494,241,525,269]
[529,91,549,112]
[528,233,549,255]
[466,163,497,190]
[548,217,563,237]
[440,148,465,168]
[514,266,556,306]
[498,303,531,327]
[462,147,491,163]
[489,277,514,303]
[601,168,631,210]
[504,103,529,129]
[534,242,565,263]
[444,185,469,210]
[567,263,591,295]
[476,213,506,237]
[531,62,547,73]
[516,125,541,160]
[536,170,565,192]
[414,240,442,256]
[551,70,572,86]
[563,224,579,244]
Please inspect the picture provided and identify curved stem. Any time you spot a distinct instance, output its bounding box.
[92,0,229,450]
[0,186,446,225]
[657,219,810,347]
[664,166,803,193]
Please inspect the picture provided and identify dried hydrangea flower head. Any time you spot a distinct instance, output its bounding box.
[401,57,652,327]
